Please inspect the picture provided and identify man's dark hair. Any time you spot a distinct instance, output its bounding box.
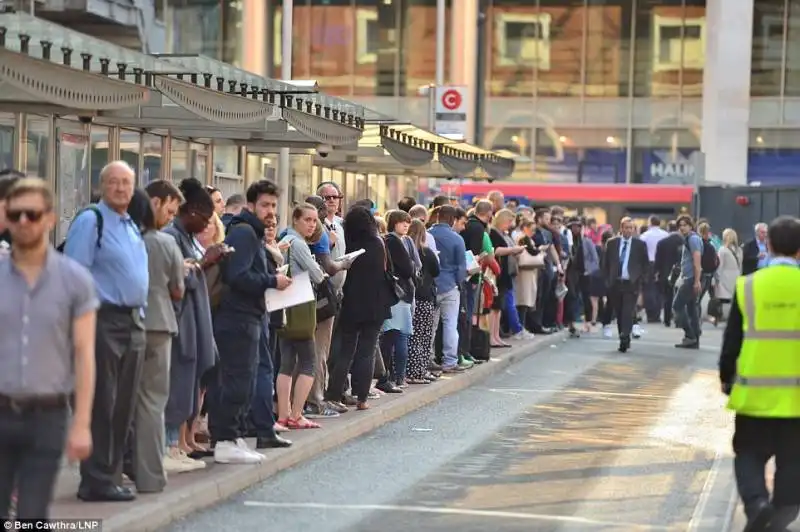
[398,196,417,213]
[178,178,215,215]
[430,195,449,208]
[128,188,156,233]
[768,216,800,257]
[353,198,374,210]
[667,220,678,232]
[226,193,245,208]
[246,180,280,204]
[649,215,661,227]
[676,214,694,228]
[534,208,550,223]
[455,207,467,220]
[0,169,24,200]
[386,209,411,232]
[305,195,327,218]
[438,205,457,226]
[145,179,184,202]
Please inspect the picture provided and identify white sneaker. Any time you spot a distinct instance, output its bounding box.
[164,447,205,473]
[214,440,263,464]
[236,438,265,462]
[523,331,536,340]
[511,332,526,341]
[603,326,613,339]
[632,324,643,338]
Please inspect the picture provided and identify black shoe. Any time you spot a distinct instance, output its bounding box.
[77,485,136,502]
[376,381,403,394]
[618,335,630,353]
[533,327,553,335]
[675,338,699,349]
[256,435,293,449]
[744,500,774,532]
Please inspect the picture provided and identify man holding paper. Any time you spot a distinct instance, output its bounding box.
[209,180,291,465]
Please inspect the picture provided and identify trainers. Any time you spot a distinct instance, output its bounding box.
[603,325,613,339]
[326,401,349,414]
[304,404,341,419]
[214,440,263,464]
[458,358,475,369]
[442,364,465,373]
[632,324,643,338]
[164,447,205,473]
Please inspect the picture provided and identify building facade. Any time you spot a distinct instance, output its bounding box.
[161,0,800,186]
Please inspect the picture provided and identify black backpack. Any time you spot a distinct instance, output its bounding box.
[56,205,103,252]
[701,239,719,273]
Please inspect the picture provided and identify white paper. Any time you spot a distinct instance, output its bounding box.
[335,248,366,262]
[465,251,481,275]
[265,271,314,312]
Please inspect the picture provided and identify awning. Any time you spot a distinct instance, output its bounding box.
[0,13,366,148]
[314,122,515,180]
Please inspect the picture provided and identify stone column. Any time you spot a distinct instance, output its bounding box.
[701,0,755,185]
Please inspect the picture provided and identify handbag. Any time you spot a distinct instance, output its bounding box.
[315,277,339,322]
[381,236,405,302]
[518,250,545,270]
[278,244,317,340]
[470,282,491,361]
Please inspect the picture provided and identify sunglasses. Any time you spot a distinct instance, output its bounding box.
[6,209,46,223]
[322,195,342,201]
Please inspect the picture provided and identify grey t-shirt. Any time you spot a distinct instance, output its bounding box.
[143,230,185,334]
[681,232,703,279]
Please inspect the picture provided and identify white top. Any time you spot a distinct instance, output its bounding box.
[425,231,439,260]
[639,226,669,262]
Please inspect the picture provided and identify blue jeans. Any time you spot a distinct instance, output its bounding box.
[380,329,410,384]
[437,287,460,368]
[673,278,701,341]
[504,286,523,334]
[249,318,277,438]
[165,425,179,448]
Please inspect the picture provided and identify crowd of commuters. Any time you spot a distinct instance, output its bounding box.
[0,160,785,520]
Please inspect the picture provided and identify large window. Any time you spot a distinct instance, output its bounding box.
[166,0,243,66]
[495,12,551,70]
[751,0,785,97]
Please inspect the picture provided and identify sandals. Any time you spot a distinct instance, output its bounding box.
[407,378,429,385]
[356,402,370,411]
[285,417,321,430]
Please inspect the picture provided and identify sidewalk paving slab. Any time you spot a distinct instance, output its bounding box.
[49,332,566,531]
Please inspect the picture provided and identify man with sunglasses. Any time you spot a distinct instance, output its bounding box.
[0,178,97,518]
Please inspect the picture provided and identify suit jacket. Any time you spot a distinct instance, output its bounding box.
[602,236,649,287]
[654,232,683,280]
[741,239,761,276]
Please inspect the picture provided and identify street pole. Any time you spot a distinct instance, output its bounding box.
[278,0,293,229]
[435,0,445,87]
[474,0,488,146]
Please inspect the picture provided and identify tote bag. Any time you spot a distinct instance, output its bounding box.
[278,244,317,340]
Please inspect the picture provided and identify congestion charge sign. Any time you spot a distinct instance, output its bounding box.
[434,86,468,140]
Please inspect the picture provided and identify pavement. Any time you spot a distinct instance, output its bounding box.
[153,323,766,532]
[47,328,566,531]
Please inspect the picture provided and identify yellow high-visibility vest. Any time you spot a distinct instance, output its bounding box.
[727,264,800,418]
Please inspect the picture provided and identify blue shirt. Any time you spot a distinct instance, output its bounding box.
[64,201,149,308]
[757,240,770,269]
[309,230,331,255]
[618,237,632,280]
[428,223,466,293]
[680,232,703,279]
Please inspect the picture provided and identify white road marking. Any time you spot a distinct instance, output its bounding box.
[241,501,672,529]
[686,450,725,531]
[486,388,673,399]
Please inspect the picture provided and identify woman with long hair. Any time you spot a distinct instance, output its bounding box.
[197,212,225,249]
[325,206,396,410]
[162,179,222,470]
[714,228,742,320]
[405,219,440,384]
[488,208,525,346]
[276,204,327,429]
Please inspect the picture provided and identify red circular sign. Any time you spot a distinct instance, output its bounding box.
[441,89,462,111]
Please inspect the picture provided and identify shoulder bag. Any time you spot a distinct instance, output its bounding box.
[278,243,317,340]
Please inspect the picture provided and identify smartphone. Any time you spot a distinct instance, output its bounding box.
[277,264,289,275]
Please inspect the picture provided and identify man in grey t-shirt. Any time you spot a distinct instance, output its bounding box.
[673,215,703,348]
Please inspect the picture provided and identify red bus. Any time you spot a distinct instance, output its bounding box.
[439,182,694,226]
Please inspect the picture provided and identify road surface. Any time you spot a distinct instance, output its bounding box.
[165,323,748,532]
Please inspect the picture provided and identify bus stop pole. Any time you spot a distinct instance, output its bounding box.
[278,0,293,229]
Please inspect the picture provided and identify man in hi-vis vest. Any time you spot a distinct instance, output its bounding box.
[719,216,800,532]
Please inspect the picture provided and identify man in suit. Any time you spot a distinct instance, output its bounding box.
[602,217,650,353]
[654,220,684,327]
[741,222,769,276]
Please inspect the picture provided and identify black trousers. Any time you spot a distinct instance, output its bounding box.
[734,415,800,525]
[80,306,145,493]
[531,271,553,330]
[660,278,676,325]
[326,320,382,403]
[0,405,68,519]
[208,312,261,442]
[606,281,639,337]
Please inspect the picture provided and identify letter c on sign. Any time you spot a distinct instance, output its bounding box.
[441,89,462,111]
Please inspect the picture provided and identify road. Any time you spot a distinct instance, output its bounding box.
[165,323,744,532]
